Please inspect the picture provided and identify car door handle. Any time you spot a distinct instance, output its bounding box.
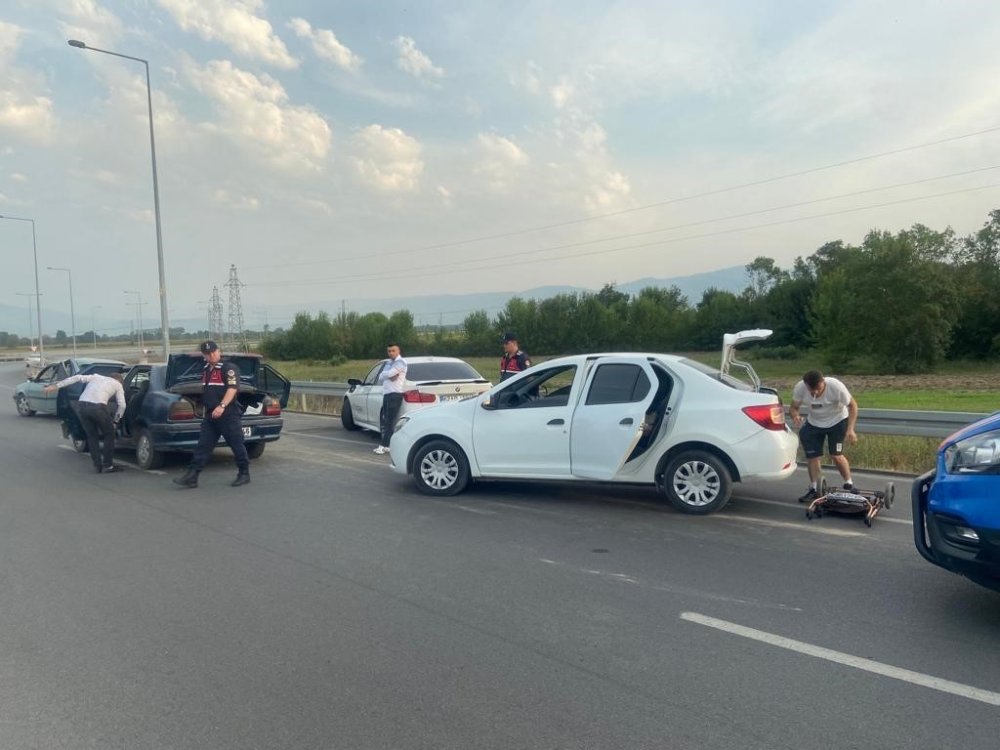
[619,418,634,426]
[547,419,565,426]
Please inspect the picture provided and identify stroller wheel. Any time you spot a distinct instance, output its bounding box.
[883,482,895,510]
[820,477,828,496]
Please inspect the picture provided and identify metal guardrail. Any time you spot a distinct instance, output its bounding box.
[292,380,349,397]
[290,381,991,438]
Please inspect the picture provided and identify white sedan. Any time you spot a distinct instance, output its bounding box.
[389,331,798,514]
[341,356,492,434]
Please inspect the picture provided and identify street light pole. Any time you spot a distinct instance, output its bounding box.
[1,214,44,364]
[124,290,144,353]
[68,39,170,358]
[47,266,77,357]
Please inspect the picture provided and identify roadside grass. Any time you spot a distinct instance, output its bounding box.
[835,435,940,475]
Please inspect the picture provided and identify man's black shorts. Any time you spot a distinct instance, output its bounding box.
[799,418,849,459]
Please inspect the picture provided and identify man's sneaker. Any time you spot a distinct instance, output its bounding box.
[843,482,855,491]
[101,465,123,474]
[373,446,389,455]
[797,487,819,503]
[231,472,250,487]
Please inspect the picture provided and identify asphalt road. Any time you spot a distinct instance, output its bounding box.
[1,363,997,749]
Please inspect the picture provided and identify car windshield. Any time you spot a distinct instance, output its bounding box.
[407,362,484,382]
[676,358,753,391]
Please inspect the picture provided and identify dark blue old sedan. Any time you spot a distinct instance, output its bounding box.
[60,353,290,469]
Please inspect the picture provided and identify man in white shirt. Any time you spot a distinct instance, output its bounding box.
[45,371,127,473]
[789,369,858,503]
[374,343,407,455]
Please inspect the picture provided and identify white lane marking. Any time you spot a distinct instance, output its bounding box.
[740,495,912,526]
[539,559,802,612]
[453,504,497,515]
[0,383,14,391]
[56,444,166,475]
[681,611,1000,707]
[711,514,866,537]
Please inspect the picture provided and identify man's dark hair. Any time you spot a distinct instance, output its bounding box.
[386,342,401,349]
[802,370,824,389]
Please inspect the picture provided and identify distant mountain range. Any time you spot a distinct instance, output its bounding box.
[0,265,749,336]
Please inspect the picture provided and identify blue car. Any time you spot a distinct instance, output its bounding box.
[912,411,1000,592]
[59,353,291,470]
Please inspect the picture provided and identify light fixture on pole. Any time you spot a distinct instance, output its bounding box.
[47,266,77,357]
[1,214,44,364]
[15,292,36,350]
[68,38,170,358]
[91,305,102,350]
[124,290,144,353]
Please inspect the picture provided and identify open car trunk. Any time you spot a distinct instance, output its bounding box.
[166,353,290,409]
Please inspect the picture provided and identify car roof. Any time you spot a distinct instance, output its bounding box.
[391,356,472,364]
[537,352,690,367]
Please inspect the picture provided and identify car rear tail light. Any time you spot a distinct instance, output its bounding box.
[169,398,197,421]
[264,397,281,416]
[742,404,786,431]
[403,390,437,403]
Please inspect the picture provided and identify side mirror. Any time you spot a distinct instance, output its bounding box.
[480,397,495,410]
[347,378,361,388]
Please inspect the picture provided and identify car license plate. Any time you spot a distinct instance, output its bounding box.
[440,394,463,402]
[242,426,252,437]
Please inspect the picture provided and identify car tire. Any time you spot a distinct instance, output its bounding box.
[660,450,733,515]
[72,437,89,453]
[341,398,359,431]
[412,439,470,497]
[246,441,266,459]
[15,394,35,417]
[135,428,165,470]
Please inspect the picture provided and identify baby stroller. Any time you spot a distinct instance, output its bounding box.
[805,479,895,527]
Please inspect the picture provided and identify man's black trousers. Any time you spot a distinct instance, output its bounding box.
[189,412,249,472]
[380,392,403,447]
[78,401,116,469]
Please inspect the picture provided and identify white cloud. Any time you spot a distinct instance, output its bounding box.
[288,18,362,72]
[0,22,55,143]
[393,36,443,80]
[212,188,260,211]
[474,133,529,192]
[550,80,574,109]
[55,0,125,42]
[187,59,331,172]
[158,0,297,69]
[10,173,27,182]
[352,124,423,192]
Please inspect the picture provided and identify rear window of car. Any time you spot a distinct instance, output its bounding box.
[676,358,753,391]
[407,362,484,382]
[85,364,125,377]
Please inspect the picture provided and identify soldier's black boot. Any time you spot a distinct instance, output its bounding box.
[231,471,250,487]
[173,468,199,488]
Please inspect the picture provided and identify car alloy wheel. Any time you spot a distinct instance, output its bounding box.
[135,428,165,470]
[341,397,359,431]
[660,449,733,515]
[15,394,35,417]
[413,440,470,496]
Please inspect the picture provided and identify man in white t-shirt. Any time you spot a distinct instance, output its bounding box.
[789,369,858,503]
[374,343,408,455]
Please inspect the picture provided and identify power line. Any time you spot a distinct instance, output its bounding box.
[247,169,1000,289]
[242,123,1000,272]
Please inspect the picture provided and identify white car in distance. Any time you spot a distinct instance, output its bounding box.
[341,356,492,434]
[389,330,798,514]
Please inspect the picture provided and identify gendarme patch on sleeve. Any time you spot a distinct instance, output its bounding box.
[225,368,238,387]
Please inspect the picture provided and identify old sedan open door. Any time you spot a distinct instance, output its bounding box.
[569,357,658,480]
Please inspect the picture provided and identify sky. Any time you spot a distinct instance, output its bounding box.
[1,0,1000,336]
